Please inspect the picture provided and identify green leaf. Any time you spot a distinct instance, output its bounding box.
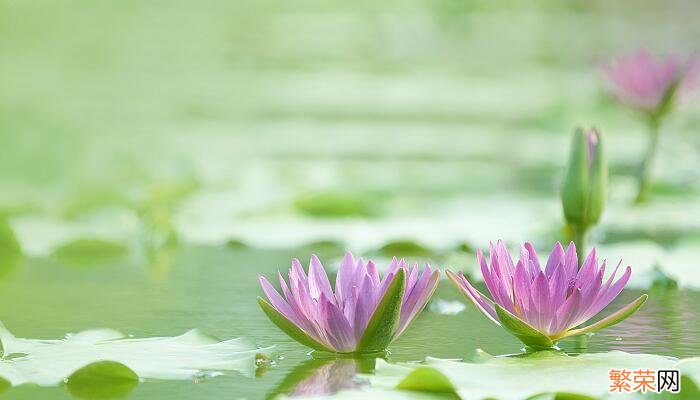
[526,394,597,400]
[53,238,127,264]
[562,294,648,338]
[258,297,335,353]
[294,191,380,218]
[652,79,680,120]
[369,351,680,400]
[495,304,554,350]
[0,323,269,387]
[356,268,406,353]
[396,366,457,396]
[0,218,21,256]
[376,240,434,258]
[66,360,138,400]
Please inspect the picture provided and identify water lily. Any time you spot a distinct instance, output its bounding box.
[603,49,699,116]
[447,241,647,350]
[258,252,440,354]
[603,49,699,203]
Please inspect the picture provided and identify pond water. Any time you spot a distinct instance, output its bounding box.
[0,246,697,399]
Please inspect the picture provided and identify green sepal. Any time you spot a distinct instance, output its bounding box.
[561,294,648,339]
[561,129,589,226]
[356,268,406,353]
[495,304,554,350]
[651,79,679,120]
[257,297,335,353]
[586,130,607,225]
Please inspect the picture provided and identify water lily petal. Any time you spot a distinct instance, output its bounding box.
[259,275,299,325]
[583,266,632,321]
[446,270,498,325]
[398,268,440,336]
[544,242,565,277]
[308,255,334,302]
[353,275,375,340]
[335,252,356,303]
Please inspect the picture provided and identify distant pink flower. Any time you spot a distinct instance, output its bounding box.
[603,49,699,114]
[448,241,647,349]
[258,252,439,353]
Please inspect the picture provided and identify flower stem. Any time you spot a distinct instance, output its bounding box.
[634,117,660,204]
[572,224,588,267]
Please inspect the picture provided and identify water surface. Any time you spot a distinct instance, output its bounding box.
[0,246,696,399]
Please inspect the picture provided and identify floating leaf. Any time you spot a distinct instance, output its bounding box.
[396,367,457,396]
[370,351,682,400]
[0,218,21,256]
[66,361,138,400]
[375,240,435,258]
[52,238,127,264]
[0,323,271,387]
[11,212,138,258]
[294,191,380,218]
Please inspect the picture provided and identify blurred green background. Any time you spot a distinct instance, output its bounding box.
[1,1,700,399]
[2,0,700,279]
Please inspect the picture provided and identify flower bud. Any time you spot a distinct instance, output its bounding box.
[561,128,608,227]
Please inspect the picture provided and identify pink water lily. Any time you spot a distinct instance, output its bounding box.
[448,241,647,349]
[258,252,440,353]
[603,49,699,115]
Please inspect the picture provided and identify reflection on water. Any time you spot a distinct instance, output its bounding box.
[267,357,374,398]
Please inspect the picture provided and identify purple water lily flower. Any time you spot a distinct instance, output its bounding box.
[603,49,699,115]
[447,241,647,349]
[258,252,440,354]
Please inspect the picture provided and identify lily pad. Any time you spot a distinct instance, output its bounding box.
[66,360,139,400]
[0,218,21,256]
[294,191,380,218]
[52,238,128,264]
[10,212,139,258]
[396,367,457,396]
[375,240,435,258]
[369,351,684,400]
[0,323,271,387]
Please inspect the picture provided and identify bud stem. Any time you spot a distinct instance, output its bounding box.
[634,116,660,204]
[572,224,588,267]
